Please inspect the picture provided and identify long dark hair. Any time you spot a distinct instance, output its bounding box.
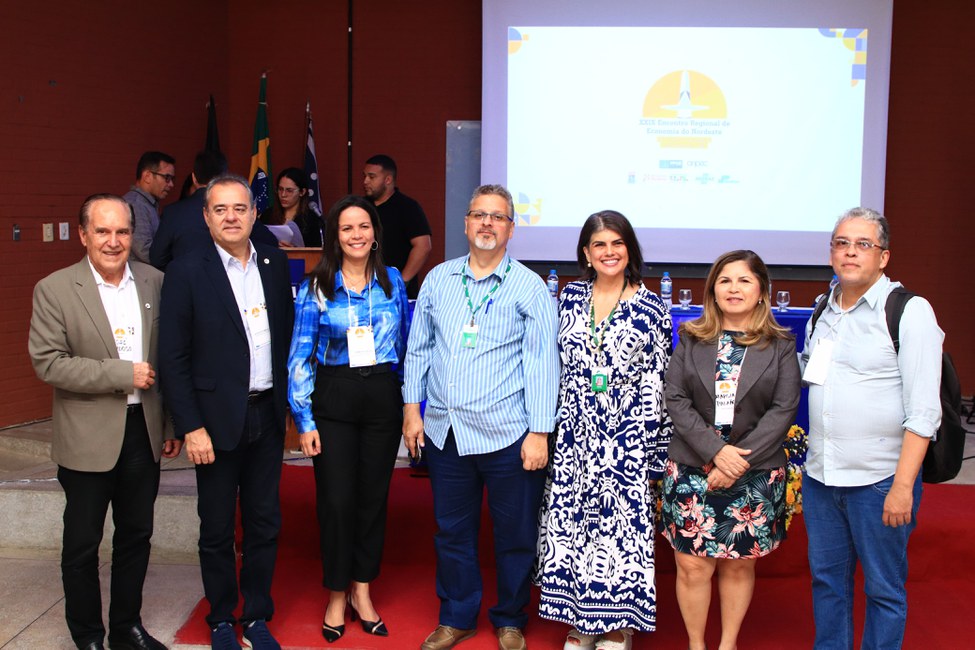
[308,195,392,300]
[576,210,644,285]
[262,167,310,225]
[680,249,791,347]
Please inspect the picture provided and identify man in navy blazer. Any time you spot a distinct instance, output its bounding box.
[159,175,293,650]
[150,152,278,272]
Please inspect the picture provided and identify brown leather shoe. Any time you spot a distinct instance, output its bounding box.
[496,626,527,650]
[420,625,476,650]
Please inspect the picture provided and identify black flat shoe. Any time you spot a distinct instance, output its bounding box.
[321,618,344,643]
[348,595,389,637]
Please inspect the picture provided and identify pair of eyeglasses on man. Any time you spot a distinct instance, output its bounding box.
[829,238,885,251]
[150,171,176,183]
[466,210,512,223]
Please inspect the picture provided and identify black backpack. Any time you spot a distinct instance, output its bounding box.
[811,286,965,483]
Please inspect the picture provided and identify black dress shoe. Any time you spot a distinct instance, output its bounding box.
[107,625,167,650]
[79,642,105,650]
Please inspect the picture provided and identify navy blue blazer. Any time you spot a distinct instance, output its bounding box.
[150,188,280,272]
[158,241,294,451]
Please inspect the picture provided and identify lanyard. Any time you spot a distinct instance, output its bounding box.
[461,260,511,326]
[588,283,625,352]
[341,270,374,330]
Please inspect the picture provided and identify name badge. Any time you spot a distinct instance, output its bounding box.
[802,338,833,386]
[591,366,610,393]
[347,326,377,367]
[461,323,478,349]
[248,304,271,350]
[113,326,136,355]
[714,379,736,426]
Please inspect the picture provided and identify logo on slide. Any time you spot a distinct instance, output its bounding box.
[513,192,542,226]
[508,28,529,54]
[640,70,729,150]
[819,28,867,86]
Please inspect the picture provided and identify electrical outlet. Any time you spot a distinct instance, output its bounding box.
[42,223,54,242]
[59,222,70,240]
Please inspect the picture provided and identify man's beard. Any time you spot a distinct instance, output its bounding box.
[473,235,497,251]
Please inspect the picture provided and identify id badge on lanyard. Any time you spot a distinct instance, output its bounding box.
[714,379,736,426]
[803,338,833,385]
[461,322,478,349]
[591,366,610,393]
[347,326,377,367]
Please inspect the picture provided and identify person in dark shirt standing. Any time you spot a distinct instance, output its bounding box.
[362,154,432,298]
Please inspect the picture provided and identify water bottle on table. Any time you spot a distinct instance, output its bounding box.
[660,271,673,311]
[546,269,559,299]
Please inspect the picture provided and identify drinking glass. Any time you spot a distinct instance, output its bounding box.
[775,290,791,312]
[678,289,692,310]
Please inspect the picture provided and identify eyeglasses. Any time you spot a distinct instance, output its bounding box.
[150,171,176,183]
[830,238,886,252]
[277,187,299,195]
[466,210,512,223]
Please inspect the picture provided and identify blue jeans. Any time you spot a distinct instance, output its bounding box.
[425,429,546,630]
[803,473,922,650]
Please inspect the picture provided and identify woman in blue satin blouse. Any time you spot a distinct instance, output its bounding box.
[287,195,410,643]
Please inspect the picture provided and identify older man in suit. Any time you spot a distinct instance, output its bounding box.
[29,194,181,650]
[159,175,293,650]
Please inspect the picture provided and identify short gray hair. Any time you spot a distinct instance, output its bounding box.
[832,207,889,249]
[205,174,255,208]
[78,194,133,231]
[470,184,514,219]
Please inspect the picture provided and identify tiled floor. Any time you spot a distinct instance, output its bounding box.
[1,411,972,649]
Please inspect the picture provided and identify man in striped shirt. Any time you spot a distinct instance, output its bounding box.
[403,184,559,650]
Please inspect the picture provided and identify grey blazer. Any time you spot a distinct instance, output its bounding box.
[28,258,169,472]
[664,334,801,470]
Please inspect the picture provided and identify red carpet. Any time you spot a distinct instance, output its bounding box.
[176,465,973,649]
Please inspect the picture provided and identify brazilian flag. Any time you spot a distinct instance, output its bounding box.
[249,74,273,213]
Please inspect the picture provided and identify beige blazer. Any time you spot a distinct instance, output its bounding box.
[665,334,801,470]
[28,258,169,472]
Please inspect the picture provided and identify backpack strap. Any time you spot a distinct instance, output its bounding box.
[810,291,830,333]
[885,286,915,354]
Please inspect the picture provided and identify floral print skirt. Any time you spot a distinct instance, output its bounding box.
[660,459,787,559]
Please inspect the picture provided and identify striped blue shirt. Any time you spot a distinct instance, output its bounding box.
[288,268,410,433]
[403,254,559,456]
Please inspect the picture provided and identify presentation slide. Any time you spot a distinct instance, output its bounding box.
[482,1,893,266]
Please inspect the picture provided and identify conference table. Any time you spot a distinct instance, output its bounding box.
[670,304,813,432]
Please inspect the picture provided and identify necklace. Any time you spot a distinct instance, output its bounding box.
[588,282,626,350]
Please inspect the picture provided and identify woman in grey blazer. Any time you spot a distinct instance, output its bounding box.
[661,250,800,650]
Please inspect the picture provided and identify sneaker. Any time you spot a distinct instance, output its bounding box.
[210,622,242,650]
[242,620,280,650]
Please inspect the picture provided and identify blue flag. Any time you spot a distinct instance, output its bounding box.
[304,102,323,217]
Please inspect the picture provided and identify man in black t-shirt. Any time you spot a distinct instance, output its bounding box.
[362,154,432,298]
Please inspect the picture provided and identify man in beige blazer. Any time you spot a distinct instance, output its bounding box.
[28,194,180,650]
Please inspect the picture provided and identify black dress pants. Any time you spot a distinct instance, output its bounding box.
[57,405,160,648]
[195,394,283,627]
[311,365,403,591]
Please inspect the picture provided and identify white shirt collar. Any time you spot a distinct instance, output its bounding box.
[87,258,134,289]
[214,241,257,270]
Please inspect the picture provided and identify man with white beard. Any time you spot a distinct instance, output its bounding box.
[402,185,559,650]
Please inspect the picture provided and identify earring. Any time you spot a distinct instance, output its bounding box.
[371,241,379,251]
[586,260,592,267]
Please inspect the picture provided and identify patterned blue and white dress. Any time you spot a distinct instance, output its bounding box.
[535,281,673,634]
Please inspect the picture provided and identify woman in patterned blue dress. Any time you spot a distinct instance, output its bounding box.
[536,211,673,650]
[661,250,800,650]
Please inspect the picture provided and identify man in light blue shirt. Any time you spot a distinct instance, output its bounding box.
[403,184,559,650]
[802,208,943,650]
